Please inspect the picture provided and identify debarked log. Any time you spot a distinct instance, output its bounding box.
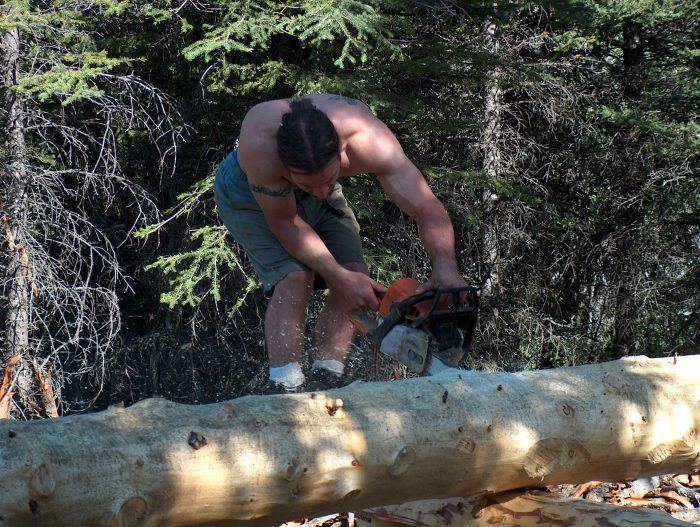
[0,355,699,527]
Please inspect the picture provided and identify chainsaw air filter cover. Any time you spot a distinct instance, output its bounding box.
[379,324,430,373]
[377,278,479,370]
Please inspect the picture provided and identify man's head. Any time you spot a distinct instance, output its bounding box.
[277,98,341,200]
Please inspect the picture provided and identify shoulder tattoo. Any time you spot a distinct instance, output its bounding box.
[328,95,360,106]
[250,183,293,197]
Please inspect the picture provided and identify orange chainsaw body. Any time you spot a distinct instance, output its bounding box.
[348,277,479,373]
[378,278,454,321]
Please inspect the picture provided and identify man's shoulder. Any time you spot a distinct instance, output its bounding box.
[242,99,289,130]
[323,94,367,108]
[238,100,287,158]
[237,104,286,183]
[243,94,373,126]
[237,135,286,182]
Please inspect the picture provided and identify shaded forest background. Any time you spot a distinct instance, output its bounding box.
[1,0,698,417]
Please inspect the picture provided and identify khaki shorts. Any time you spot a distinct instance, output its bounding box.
[214,149,365,293]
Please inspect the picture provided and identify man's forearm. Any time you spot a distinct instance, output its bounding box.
[268,216,347,284]
[416,204,459,273]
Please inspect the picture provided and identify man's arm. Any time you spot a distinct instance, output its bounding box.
[245,172,383,311]
[250,181,342,280]
[354,117,466,291]
[379,160,466,291]
[236,106,356,295]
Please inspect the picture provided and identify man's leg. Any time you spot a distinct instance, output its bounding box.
[313,262,370,375]
[265,270,314,390]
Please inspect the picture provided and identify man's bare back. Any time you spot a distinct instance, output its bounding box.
[237,94,403,190]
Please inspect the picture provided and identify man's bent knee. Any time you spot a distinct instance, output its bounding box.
[272,270,314,302]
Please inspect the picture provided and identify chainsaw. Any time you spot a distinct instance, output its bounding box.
[348,278,479,375]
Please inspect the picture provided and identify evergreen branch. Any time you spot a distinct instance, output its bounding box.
[145,225,257,310]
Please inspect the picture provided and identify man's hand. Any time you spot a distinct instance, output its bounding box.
[329,269,387,312]
[415,267,468,295]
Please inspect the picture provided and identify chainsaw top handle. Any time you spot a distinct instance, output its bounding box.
[346,280,478,339]
[392,285,478,321]
[393,285,476,306]
[366,284,477,345]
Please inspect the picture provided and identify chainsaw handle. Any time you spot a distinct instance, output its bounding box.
[396,285,476,310]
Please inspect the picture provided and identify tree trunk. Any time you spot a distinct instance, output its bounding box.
[610,18,646,360]
[1,7,31,362]
[479,3,504,352]
[357,490,697,527]
[622,20,644,102]
[1,355,699,527]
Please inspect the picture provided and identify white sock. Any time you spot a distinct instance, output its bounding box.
[312,359,344,377]
[269,362,305,389]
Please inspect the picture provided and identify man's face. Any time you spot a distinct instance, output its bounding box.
[288,156,341,200]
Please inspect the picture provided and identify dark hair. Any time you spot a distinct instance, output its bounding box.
[277,98,340,172]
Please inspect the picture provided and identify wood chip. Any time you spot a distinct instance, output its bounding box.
[613,496,683,512]
[572,481,603,499]
[658,490,695,509]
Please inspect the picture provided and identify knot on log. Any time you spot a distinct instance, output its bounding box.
[683,428,698,450]
[188,431,208,450]
[220,402,235,419]
[524,438,591,478]
[284,459,305,481]
[325,398,344,416]
[457,438,476,455]
[29,462,55,497]
[115,496,148,527]
[388,446,416,476]
[338,488,361,506]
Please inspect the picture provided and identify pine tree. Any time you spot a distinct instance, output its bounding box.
[551,0,700,359]
[0,0,180,415]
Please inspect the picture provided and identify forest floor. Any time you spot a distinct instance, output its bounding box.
[281,475,700,527]
[553,475,700,523]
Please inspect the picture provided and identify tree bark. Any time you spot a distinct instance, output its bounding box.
[622,20,644,102]
[610,19,647,360]
[0,355,699,527]
[479,3,505,353]
[1,6,32,362]
[357,490,697,527]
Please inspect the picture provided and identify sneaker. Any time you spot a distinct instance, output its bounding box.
[305,368,348,392]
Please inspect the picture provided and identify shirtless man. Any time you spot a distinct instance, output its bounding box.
[214,94,467,391]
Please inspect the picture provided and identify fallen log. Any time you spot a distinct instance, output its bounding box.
[357,490,698,527]
[0,355,699,527]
